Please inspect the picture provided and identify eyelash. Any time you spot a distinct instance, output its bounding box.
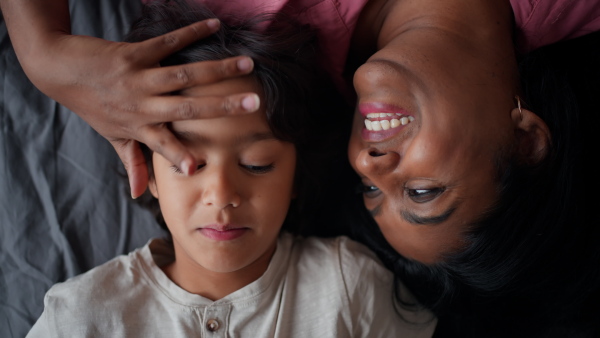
[170,164,205,174]
[169,163,274,174]
[358,184,381,198]
[406,187,445,203]
[359,184,445,203]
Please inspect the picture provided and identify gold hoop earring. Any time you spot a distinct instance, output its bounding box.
[515,95,523,120]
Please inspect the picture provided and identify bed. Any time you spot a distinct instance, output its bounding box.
[0,1,167,337]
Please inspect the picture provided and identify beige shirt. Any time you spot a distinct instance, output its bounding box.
[28,233,436,337]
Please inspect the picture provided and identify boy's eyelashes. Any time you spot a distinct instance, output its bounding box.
[169,163,275,175]
[241,164,274,174]
[170,164,204,174]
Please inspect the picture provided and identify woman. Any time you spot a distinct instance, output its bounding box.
[345,1,600,335]
[350,29,600,336]
[2,0,600,336]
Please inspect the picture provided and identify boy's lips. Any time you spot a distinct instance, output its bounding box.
[198,224,248,241]
[358,102,415,142]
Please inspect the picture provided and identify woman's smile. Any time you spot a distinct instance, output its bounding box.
[359,102,415,142]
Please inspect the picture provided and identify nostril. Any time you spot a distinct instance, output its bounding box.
[369,150,386,157]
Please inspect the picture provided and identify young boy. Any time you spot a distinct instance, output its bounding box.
[27,1,435,337]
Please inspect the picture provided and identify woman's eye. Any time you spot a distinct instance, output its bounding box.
[406,187,445,203]
[359,184,381,198]
[241,164,274,174]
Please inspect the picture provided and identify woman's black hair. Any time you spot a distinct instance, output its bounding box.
[125,0,351,235]
[350,31,600,337]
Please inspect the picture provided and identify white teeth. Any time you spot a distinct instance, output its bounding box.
[380,120,391,130]
[363,113,414,132]
[366,112,404,118]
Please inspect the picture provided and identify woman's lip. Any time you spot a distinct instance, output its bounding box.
[198,225,248,241]
[361,126,403,142]
[358,102,412,117]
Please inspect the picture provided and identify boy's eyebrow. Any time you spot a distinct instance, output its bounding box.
[172,130,200,142]
[234,131,278,145]
[172,130,277,145]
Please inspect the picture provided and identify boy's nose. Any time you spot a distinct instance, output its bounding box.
[201,170,241,209]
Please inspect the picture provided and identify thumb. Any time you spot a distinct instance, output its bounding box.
[113,139,149,199]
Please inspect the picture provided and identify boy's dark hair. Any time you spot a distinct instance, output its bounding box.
[125,0,351,235]
[349,31,600,337]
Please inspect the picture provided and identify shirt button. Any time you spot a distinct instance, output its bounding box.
[206,318,220,332]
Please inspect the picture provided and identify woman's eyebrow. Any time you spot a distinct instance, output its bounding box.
[368,204,456,225]
[401,206,456,225]
[369,205,382,218]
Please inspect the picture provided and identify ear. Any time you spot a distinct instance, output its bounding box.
[511,108,551,165]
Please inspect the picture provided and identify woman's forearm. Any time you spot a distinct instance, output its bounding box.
[0,0,71,79]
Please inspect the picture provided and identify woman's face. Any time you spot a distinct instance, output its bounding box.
[348,28,519,264]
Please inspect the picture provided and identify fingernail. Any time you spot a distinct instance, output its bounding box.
[181,159,193,176]
[206,19,220,32]
[237,58,253,72]
[242,94,260,112]
[130,185,138,199]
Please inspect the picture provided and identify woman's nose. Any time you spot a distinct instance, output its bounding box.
[200,169,241,209]
[354,147,401,177]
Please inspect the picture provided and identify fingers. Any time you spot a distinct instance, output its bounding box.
[140,125,197,176]
[136,19,221,65]
[140,56,254,94]
[141,93,261,122]
[112,140,150,199]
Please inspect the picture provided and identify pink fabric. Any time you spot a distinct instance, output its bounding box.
[142,0,368,96]
[511,0,600,53]
[139,0,600,87]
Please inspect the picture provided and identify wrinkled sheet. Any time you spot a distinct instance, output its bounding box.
[0,1,166,337]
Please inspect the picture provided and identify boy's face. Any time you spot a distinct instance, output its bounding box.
[149,77,296,280]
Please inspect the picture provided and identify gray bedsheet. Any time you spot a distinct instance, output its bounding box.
[0,1,166,337]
